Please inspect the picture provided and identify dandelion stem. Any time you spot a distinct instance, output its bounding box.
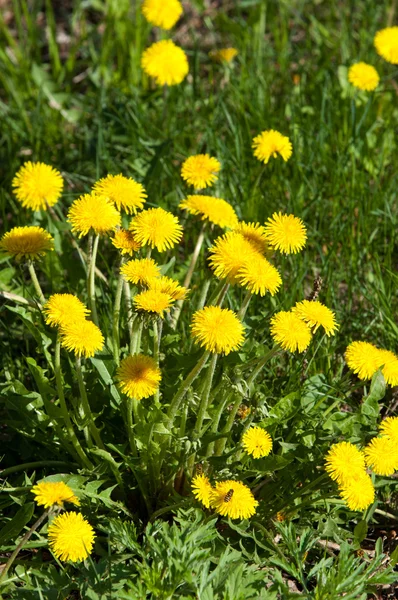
[0,508,52,585]
[214,394,241,456]
[237,290,252,320]
[27,262,45,303]
[113,262,125,364]
[123,281,134,351]
[153,319,161,404]
[75,357,105,450]
[215,282,229,307]
[54,336,92,469]
[206,390,232,458]
[125,396,137,456]
[167,351,210,428]
[247,346,280,387]
[89,234,100,326]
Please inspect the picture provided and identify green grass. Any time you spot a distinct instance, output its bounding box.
[0,1,398,598]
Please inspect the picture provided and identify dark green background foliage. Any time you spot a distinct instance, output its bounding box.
[0,0,397,598]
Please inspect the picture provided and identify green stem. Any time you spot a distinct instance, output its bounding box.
[125,396,137,456]
[214,394,241,456]
[215,282,229,307]
[0,461,76,477]
[113,268,125,364]
[54,336,92,469]
[153,319,161,404]
[27,262,45,303]
[237,290,252,320]
[206,390,232,458]
[167,351,210,428]
[89,234,100,326]
[123,281,134,351]
[75,357,105,450]
[247,346,280,387]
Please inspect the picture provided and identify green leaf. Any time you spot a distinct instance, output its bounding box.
[0,502,35,546]
[90,355,121,408]
[353,520,368,545]
[390,545,398,566]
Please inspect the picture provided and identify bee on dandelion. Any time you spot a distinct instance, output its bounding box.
[252,130,292,164]
[12,162,63,211]
[141,40,189,86]
[181,154,221,190]
[210,480,258,520]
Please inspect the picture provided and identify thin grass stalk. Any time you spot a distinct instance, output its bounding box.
[27,262,45,303]
[113,262,125,364]
[75,356,105,450]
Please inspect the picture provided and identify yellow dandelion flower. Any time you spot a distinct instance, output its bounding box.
[134,289,173,317]
[252,130,292,164]
[67,193,121,237]
[0,226,54,261]
[374,26,398,64]
[179,195,238,229]
[191,474,213,508]
[117,354,161,400]
[242,426,272,459]
[141,0,183,30]
[208,232,258,283]
[12,161,63,211]
[141,40,189,86]
[293,300,338,336]
[379,416,398,443]
[31,481,80,508]
[120,258,161,286]
[181,155,221,190]
[93,174,147,214]
[364,436,398,476]
[264,212,307,254]
[210,48,238,63]
[130,207,183,252]
[146,275,189,301]
[325,441,366,485]
[60,320,104,358]
[43,294,90,328]
[237,254,282,296]
[348,62,379,91]
[48,512,95,562]
[233,222,269,254]
[377,349,398,386]
[338,472,375,511]
[111,229,141,256]
[191,305,245,355]
[270,310,312,353]
[345,341,381,381]
[210,480,258,520]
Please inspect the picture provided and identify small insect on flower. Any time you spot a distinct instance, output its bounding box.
[191,305,245,355]
[31,481,80,508]
[141,0,183,30]
[134,289,174,317]
[264,212,307,254]
[345,341,381,381]
[179,195,238,228]
[293,300,338,336]
[192,473,213,509]
[237,254,282,296]
[210,480,258,520]
[0,226,54,261]
[60,320,104,358]
[146,275,189,301]
[130,207,183,252]
[43,294,90,328]
[325,441,366,486]
[233,222,269,254]
[374,26,398,64]
[117,354,161,400]
[348,62,380,92]
[120,258,161,286]
[338,472,375,512]
[270,311,312,353]
[209,48,238,63]
[242,426,272,459]
[209,232,259,283]
[48,512,95,562]
[364,436,398,476]
[141,40,189,86]
[379,416,398,444]
[252,129,292,164]
[12,162,63,211]
[93,174,147,214]
[181,155,221,190]
[111,229,141,256]
[67,193,121,237]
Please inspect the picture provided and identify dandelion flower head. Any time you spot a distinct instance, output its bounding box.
[379,416,398,444]
[377,349,398,386]
[338,472,375,511]
[111,229,141,256]
[252,129,292,164]
[67,193,121,237]
[345,341,381,381]
[374,26,398,64]
[191,305,245,355]
[237,254,282,296]
[12,162,63,211]
[147,275,189,301]
[141,40,189,86]
[209,232,258,283]
[270,310,312,353]
[48,512,95,562]
[233,222,269,254]
[120,258,161,286]
[117,354,161,400]
[210,48,238,63]
[0,226,54,261]
[43,294,90,328]
[141,0,183,30]
[348,62,379,91]
[293,300,338,336]
[134,289,173,317]
[31,481,80,508]
[364,436,398,476]
[93,174,147,214]
[325,441,366,485]
[130,207,183,252]
[60,320,104,358]
[264,212,307,254]
[210,480,258,520]
[192,474,213,508]
[181,154,221,190]
[242,426,272,459]
[179,195,238,229]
